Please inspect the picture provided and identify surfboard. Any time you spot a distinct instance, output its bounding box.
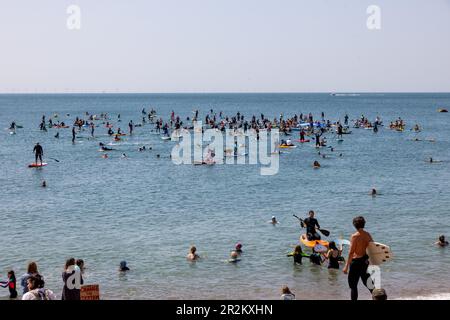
[279,145,297,149]
[28,163,48,168]
[295,139,310,143]
[161,136,171,141]
[366,242,393,265]
[334,239,351,250]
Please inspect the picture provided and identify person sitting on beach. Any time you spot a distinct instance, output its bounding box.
[325,241,341,270]
[313,161,321,168]
[22,275,56,300]
[20,262,42,295]
[281,286,296,300]
[187,246,200,261]
[372,288,387,300]
[119,261,130,272]
[435,235,449,247]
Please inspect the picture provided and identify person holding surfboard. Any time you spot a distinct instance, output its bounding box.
[343,216,374,301]
[33,143,44,166]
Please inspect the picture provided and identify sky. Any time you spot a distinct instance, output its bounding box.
[0,0,449,93]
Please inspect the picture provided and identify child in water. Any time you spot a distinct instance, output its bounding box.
[0,270,18,299]
[287,245,308,265]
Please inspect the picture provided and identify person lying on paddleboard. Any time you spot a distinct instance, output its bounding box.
[435,235,449,247]
[343,216,374,301]
[303,210,321,240]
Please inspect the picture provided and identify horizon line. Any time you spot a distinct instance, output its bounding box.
[1,91,450,95]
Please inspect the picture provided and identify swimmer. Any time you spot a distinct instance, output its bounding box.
[371,188,377,196]
[235,243,243,254]
[42,181,46,188]
[269,216,279,225]
[119,261,130,272]
[313,161,321,168]
[121,153,127,158]
[102,154,108,159]
[54,132,59,139]
[228,251,240,263]
[187,246,200,261]
[156,154,160,158]
[435,235,449,247]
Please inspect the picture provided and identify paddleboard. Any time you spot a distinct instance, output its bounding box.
[28,163,48,168]
[295,139,310,143]
[300,234,329,248]
[366,242,393,265]
[337,139,344,142]
[161,136,171,141]
[279,145,297,149]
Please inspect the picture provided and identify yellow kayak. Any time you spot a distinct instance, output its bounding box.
[300,234,329,248]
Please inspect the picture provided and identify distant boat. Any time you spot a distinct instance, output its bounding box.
[330,93,361,97]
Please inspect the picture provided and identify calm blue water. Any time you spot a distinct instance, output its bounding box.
[1,93,450,300]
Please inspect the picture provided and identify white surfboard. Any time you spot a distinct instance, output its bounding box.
[366,242,393,265]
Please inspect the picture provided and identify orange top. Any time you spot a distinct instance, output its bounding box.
[349,230,373,259]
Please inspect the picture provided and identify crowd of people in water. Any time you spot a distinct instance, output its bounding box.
[4,107,447,300]
[2,210,447,300]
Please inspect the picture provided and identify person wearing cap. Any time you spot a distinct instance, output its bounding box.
[372,288,387,300]
[119,261,130,272]
[235,243,243,254]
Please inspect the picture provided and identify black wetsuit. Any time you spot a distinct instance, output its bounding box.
[304,217,321,240]
[348,255,373,301]
[33,144,43,164]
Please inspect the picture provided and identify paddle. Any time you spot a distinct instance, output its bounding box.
[293,214,330,237]
[49,158,60,163]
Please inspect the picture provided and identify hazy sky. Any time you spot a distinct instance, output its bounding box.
[0,0,449,93]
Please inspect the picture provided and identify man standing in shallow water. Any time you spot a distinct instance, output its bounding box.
[343,216,374,301]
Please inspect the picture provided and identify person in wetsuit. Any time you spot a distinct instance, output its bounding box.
[343,216,374,301]
[33,143,44,165]
[303,210,321,240]
[314,132,322,147]
[300,130,306,141]
[72,127,76,143]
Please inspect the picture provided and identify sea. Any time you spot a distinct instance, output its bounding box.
[1,93,449,300]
